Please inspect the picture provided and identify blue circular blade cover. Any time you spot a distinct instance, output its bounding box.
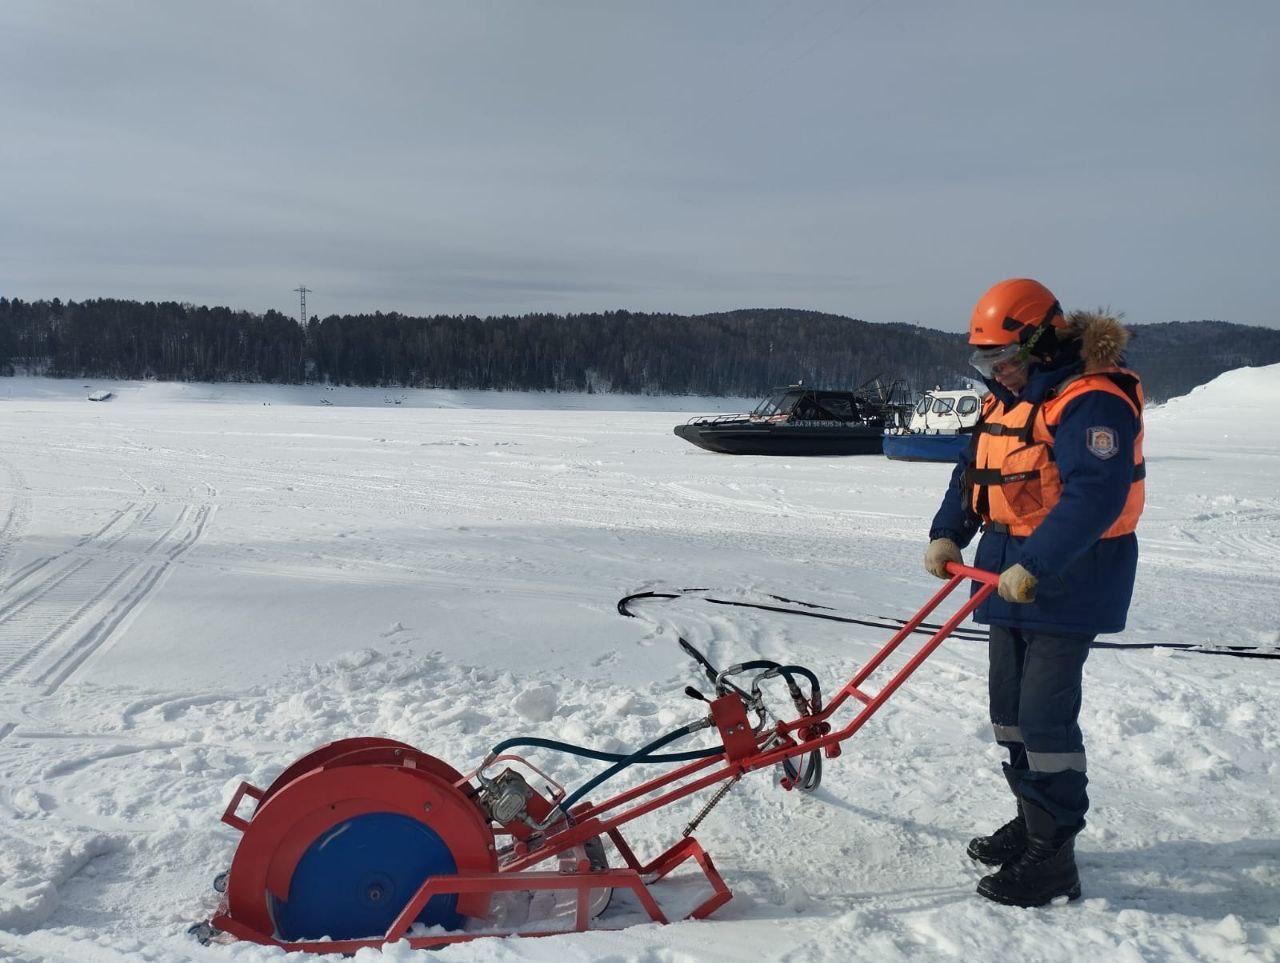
[271,811,462,941]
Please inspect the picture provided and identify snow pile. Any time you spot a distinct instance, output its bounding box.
[1147,362,1280,450]
[1158,362,1280,415]
[0,832,121,933]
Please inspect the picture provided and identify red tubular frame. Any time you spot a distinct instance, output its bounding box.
[210,564,996,952]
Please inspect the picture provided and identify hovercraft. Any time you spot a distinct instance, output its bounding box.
[675,382,906,456]
[882,388,984,463]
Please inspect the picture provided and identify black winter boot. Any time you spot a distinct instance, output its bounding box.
[966,807,1026,866]
[976,802,1082,907]
[967,765,1027,865]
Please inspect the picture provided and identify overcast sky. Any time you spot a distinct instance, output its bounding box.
[1,1,1276,331]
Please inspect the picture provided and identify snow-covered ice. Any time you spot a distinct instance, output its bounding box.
[0,369,1277,962]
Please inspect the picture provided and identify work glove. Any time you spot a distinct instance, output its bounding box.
[998,563,1037,603]
[923,538,962,579]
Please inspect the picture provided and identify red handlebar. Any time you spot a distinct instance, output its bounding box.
[945,562,999,585]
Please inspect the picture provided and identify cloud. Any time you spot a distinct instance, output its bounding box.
[1,1,1276,327]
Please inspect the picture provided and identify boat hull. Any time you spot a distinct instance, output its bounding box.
[674,422,884,456]
[882,433,970,463]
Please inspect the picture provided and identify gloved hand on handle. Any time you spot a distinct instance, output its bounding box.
[923,538,962,579]
[998,563,1037,603]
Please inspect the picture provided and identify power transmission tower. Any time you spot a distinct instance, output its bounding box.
[294,285,311,326]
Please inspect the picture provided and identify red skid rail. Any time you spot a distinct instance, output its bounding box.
[216,862,698,953]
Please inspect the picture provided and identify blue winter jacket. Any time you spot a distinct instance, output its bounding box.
[929,357,1141,636]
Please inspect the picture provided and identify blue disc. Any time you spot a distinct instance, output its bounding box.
[270,811,463,941]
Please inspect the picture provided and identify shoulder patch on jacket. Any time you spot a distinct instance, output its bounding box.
[1086,426,1119,459]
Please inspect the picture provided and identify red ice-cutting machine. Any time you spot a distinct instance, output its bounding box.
[192,563,997,953]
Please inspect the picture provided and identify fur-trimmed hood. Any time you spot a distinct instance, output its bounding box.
[1062,310,1129,372]
[986,310,1132,405]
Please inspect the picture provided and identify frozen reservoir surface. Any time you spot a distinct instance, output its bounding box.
[0,369,1277,962]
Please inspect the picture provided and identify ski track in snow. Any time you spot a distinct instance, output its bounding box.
[0,373,1277,962]
[0,496,213,695]
[0,456,33,584]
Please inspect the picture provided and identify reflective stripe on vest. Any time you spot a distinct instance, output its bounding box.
[967,368,1145,538]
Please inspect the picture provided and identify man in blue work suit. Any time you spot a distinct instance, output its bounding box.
[924,278,1145,907]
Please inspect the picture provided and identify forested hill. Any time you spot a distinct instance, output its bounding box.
[1,297,1276,402]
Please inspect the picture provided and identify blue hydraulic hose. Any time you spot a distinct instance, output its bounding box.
[486,726,724,820]
[487,734,719,764]
[557,723,721,814]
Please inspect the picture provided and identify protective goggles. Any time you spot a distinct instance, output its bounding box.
[969,342,1028,378]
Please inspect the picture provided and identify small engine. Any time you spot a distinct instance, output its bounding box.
[478,768,539,826]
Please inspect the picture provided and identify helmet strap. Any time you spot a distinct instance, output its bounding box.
[1014,323,1047,363]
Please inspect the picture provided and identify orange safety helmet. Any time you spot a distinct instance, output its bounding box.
[969,278,1065,347]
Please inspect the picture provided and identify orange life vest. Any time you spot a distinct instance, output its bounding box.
[966,368,1145,538]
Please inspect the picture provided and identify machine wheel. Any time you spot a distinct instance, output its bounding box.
[218,759,496,944]
[269,811,462,941]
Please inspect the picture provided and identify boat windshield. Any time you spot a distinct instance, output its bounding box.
[752,391,803,417]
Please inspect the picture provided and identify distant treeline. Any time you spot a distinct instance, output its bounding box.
[1,297,1276,402]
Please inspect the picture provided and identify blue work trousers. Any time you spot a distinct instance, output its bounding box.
[988,625,1093,829]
